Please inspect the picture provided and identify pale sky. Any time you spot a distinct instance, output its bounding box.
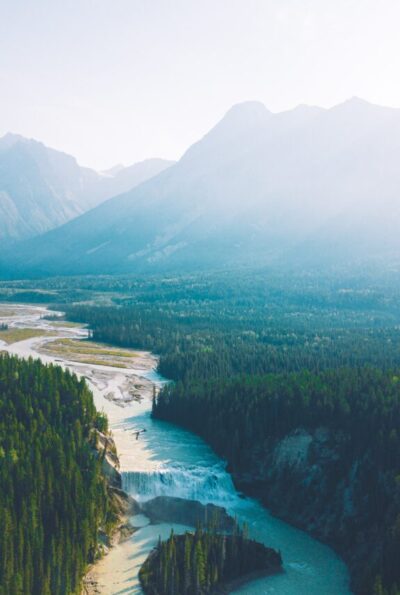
[1,0,400,170]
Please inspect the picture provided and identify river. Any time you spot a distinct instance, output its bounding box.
[0,304,351,594]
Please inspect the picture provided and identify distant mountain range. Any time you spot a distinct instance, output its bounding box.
[2,97,400,277]
[0,133,173,242]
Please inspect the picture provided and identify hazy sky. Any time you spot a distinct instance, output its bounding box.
[1,0,400,169]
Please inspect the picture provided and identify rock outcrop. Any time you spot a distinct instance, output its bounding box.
[93,430,122,489]
[141,496,235,531]
[82,431,138,594]
[234,426,393,594]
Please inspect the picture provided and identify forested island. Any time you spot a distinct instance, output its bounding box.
[0,354,116,595]
[139,524,282,595]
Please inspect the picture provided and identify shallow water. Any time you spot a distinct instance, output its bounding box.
[3,305,351,594]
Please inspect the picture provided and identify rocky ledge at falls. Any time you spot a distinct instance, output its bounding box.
[141,496,235,531]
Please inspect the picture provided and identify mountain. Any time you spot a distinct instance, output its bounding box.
[2,98,400,277]
[94,158,176,205]
[0,133,173,242]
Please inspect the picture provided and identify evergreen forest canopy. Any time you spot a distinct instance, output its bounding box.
[139,524,282,595]
[60,270,400,594]
[0,354,112,595]
[154,368,400,594]
[63,269,400,382]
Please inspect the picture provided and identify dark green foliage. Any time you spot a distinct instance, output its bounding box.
[154,367,400,469]
[0,354,111,595]
[64,302,400,380]
[0,291,60,304]
[62,269,400,383]
[61,271,400,594]
[139,524,282,595]
[154,370,400,595]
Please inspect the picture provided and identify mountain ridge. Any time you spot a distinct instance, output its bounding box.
[2,97,400,277]
[0,133,174,242]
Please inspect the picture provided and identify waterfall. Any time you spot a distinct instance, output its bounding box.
[122,463,237,504]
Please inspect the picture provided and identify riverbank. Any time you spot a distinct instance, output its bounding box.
[82,433,139,595]
[1,304,351,594]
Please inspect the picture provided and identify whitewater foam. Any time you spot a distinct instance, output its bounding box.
[122,463,236,504]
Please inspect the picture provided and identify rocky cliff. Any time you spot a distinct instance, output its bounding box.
[234,427,395,594]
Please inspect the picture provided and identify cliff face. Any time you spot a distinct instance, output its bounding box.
[82,431,138,594]
[93,430,122,490]
[234,427,393,594]
[93,431,140,544]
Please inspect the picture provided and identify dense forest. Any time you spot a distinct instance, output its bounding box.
[63,303,400,382]
[153,368,400,593]
[139,524,282,595]
[60,271,400,594]
[0,354,114,595]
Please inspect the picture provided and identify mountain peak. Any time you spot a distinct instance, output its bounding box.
[212,101,271,135]
[333,96,375,112]
[346,96,369,105]
[0,132,27,151]
[328,96,399,122]
[222,101,271,126]
[180,101,271,164]
[2,131,24,141]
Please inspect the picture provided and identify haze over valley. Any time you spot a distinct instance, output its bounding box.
[2,97,400,277]
[3,2,400,595]
[0,132,173,242]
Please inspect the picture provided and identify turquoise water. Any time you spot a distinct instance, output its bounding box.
[122,404,351,595]
[4,306,351,594]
